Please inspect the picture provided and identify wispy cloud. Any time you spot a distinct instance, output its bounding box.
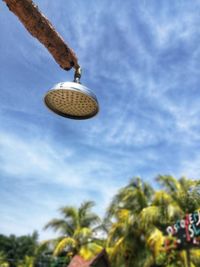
[0,125,120,239]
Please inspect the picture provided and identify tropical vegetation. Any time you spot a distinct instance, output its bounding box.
[1,175,200,267]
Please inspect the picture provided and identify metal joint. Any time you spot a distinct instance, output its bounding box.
[74,67,82,83]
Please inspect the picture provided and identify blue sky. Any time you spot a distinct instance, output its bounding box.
[1,0,200,240]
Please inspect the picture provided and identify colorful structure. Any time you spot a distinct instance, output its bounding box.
[166,210,200,249]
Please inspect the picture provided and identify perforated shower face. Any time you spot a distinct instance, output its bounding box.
[44,82,99,119]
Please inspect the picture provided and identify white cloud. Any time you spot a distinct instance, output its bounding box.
[0,128,121,239]
[179,155,200,179]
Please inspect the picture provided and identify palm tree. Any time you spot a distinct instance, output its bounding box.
[43,201,102,260]
[142,175,200,267]
[157,175,200,213]
[140,190,183,238]
[105,178,154,267]
[105,176,200,267]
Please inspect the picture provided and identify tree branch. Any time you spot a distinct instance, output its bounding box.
[3,0,79,71]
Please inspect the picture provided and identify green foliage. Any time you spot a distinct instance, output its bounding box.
[17,256,34,267]
[105,178,154,267]
[104,176,200,267]
[44,201,103,260]
[1,176,200,267]
[0,251,9,267]
[155,250,182,267]
[0,231,39,267]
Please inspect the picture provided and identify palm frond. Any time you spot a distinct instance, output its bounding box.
[152,191,173,205]
[140,206,160,229]
[146,229,164,257]
[80,213,101,228]
[109,237,125,260]
[44,218,74,236]
[157,175,180,193]
[79,201,95,214]
[74,227,93,243]
[59,206,78,221]
[79,243,102,260]
[53,237,77,256]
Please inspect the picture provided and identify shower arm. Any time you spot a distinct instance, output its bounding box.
[74,67,82,83]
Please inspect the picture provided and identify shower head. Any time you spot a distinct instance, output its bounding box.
[44,68,99,119]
